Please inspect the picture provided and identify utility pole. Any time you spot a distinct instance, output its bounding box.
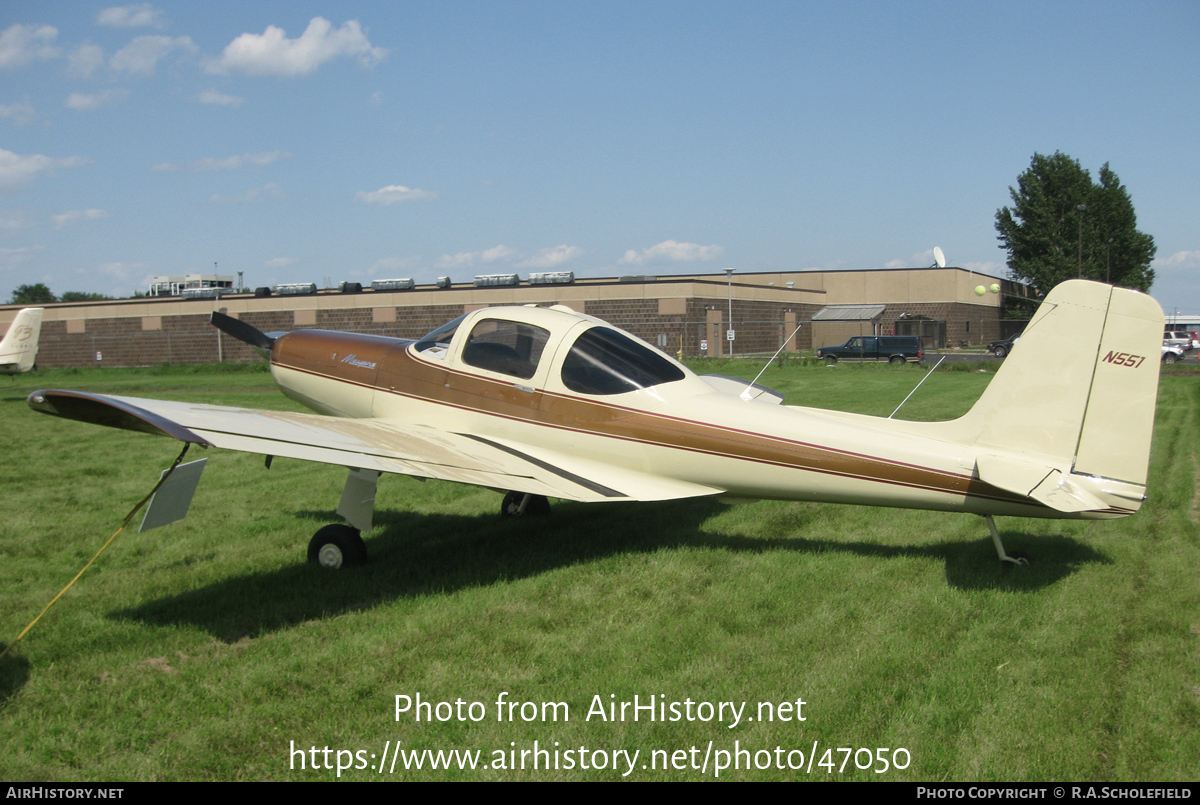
[1076,204,1087,278]
[725,268,735,357]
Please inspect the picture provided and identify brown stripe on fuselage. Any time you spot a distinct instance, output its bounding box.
[272,332,1035,508]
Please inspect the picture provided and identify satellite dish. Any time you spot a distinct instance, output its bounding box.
[933,246,946,268]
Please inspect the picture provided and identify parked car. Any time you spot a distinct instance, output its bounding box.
[1162,343,1186,364]
[987,334,1021,358]
[817,335,922,365]
[1163,331,1193,351]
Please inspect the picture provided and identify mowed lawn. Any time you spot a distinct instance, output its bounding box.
[0,361,1196,781]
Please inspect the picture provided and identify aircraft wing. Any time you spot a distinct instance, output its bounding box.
[27,390,722,504]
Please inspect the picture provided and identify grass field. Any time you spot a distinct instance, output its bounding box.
[1,360,1197,781]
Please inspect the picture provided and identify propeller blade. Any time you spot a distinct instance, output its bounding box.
[210,311,276,350]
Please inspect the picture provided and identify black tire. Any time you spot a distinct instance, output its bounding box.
[501,491,551,517]
[1163,352,1179,364]
[889,355,905,366]
[824,356,838,365]
[307,524,367,569]
[995,346,1007,358]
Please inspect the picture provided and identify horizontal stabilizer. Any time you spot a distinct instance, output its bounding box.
[975,454,1106,513]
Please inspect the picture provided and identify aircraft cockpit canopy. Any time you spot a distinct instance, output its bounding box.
[561,326,685,395]
[461,319,550,380]
[413,309,688,396]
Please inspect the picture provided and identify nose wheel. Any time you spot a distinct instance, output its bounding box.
[501,492,551,517]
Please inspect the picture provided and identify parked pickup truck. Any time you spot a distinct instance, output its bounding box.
[817,335,922,365]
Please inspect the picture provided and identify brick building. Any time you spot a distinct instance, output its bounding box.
[1,267,1018,369]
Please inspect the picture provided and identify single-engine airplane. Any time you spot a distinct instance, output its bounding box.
[27,280,1162,568]
[1,307,43,375]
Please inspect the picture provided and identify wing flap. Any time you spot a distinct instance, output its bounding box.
[469,434,724,502]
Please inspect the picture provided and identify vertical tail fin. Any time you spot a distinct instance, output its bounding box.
[0,307,44,373]
[951,280,1162,486]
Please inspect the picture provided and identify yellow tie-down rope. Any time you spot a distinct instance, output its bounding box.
[0,443,192,662]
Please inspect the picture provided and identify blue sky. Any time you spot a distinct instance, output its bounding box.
[2,2,1197,311]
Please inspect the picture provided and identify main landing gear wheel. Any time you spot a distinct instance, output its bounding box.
[308,524,367,569]
[500,491,551,517]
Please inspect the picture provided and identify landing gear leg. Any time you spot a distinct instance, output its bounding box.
[984,515,1028,566]
[337,468,379,533]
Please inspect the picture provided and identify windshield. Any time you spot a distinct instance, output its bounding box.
[413,314,467,358]
[560,327,686,395]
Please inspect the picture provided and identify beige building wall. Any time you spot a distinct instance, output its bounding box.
[813,320,878,350]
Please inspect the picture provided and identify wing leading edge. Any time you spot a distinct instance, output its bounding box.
[27,390,722,504]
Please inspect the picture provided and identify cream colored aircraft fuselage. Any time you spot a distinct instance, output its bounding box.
[28,280,1164,566]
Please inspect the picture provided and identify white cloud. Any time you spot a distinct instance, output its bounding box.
[436,245,518,269]
[210,183,283,203]
[97,261,147,279]
[883,258,906,269]
[67,44,105,79]
[619,239,724,265]
[0,102,37,126]
[207,17,386,77]
[53,209,108,228]
[1156,250,1200,270]
[154,151,290,172]
[264,256,296,268]
[368,256,420,276]
[517,245,582,269]
[111,35,195,76]
[198,89,244,107]
[481,245,516,263]
[0,149,87,191]
[0,245,43,271]
[437,252,477,269]
[97,5,164,28]
[0,24,60,70]
[355,184,435,205]
[0,211,32,230]
[65,88,129,111]
[369,91,383,106]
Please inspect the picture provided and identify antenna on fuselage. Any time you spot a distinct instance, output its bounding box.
[739,322,805,401]
[889,355,946,419]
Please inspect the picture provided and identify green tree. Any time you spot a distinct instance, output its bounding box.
[9,283,57,304]
[995,152,1156,293]
[60,291,113,302]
